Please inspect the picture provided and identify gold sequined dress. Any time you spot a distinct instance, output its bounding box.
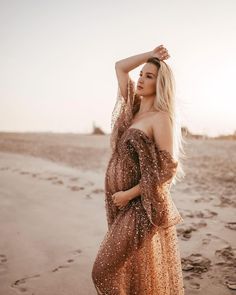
[92,77,185,295]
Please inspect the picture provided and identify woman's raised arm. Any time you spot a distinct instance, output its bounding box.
[115,51,152,102]
[115,45,169,102]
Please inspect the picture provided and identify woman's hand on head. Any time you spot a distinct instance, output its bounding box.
[151,45,170,60]
[112,191,130,209]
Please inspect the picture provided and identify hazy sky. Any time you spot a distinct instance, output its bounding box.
[0,0,235,136]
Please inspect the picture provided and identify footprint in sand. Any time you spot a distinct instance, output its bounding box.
[16,170,42,179]
[42,176,65,186]
[181,253,212,275]
[195,209,218,218]
[205,233,230,247]
[51,248,83,272]
[181,209,217,219]
[51,257,76,272]
[202,237,211,245]
[183,273,201,290]
[52,264,70,272]
[69,177,94,186]
[215,245,236,265]
[85,194,92,199]
[91,188,104,194]
[31,173,40,178]
[69,177,79,182]
[194,195,214,203]
[73,249,82,255]
[45,176,58,181]
[19,171,31,175]
[0,166,10,171]
[181,210,195,218]
[11,248,83,293]
[203,230,232,246]
[177,220,207,240]
[214,245,236,290]
[11,274,41,293]
[0,254,7,274]
[52,180,64,185]
[225,276,236,290]
[0,254,7,263]
[225,222,236,231]
[189,281,201,289]
[67,185,84,191]
[215,195,236,208]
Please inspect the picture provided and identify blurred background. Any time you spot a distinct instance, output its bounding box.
[0,0,235,137]
[0,1,235,295]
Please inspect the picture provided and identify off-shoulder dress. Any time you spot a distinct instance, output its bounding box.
[92,77,185,295]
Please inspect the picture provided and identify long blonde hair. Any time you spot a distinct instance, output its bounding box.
[146,57,186,185]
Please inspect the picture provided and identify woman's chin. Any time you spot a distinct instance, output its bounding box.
[136,89,143,95]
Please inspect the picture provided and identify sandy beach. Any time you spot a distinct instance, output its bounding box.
[0,132,235,295]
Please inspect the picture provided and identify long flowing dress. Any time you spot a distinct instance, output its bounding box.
[92,77,185,295]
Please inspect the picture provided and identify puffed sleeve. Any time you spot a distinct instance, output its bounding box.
[110,76,140,152]
[128,132,183,228]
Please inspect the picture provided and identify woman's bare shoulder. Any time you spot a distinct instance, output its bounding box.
[151,110,173,155]
[151,110,170,125]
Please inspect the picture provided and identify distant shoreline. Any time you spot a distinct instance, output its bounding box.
[0,131,235,140]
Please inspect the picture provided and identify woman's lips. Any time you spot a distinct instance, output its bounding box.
[137,86,143,90]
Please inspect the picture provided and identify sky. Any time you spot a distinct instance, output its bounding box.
[0,0,235,137]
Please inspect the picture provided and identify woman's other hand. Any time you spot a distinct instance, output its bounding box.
[151,45,170,60]
[112,191,130,209]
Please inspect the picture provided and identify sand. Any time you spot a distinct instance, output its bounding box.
[0,132,235,295]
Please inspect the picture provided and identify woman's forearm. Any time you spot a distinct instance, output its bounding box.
[115,51,153,73]
[125,183,141,201]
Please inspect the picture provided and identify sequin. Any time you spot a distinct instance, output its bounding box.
[92,77,185,294]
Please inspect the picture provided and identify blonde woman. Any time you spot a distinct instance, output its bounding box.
[92,45,186,294]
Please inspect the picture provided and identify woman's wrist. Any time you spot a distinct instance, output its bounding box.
[125,184,141,201]
[115,51,153,73]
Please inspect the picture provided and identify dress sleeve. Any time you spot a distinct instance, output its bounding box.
[128,133,182,228]
[110,76,140,152]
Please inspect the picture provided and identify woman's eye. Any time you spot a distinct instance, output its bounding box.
[139,74,152,78]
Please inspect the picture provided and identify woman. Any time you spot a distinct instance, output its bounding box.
[92,45,186,294]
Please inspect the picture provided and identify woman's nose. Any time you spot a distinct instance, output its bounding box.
[138,78,144,84]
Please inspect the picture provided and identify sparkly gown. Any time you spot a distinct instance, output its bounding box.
[92,77,185,294]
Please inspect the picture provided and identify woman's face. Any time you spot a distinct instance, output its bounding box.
[136,63,158,97]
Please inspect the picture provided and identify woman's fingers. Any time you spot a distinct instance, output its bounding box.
[152,45,170,60]
[112,193,127,209]
[112,195,119,207]
[160,47,169,59]
[112,195,116,204]
[163,53,170,59]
